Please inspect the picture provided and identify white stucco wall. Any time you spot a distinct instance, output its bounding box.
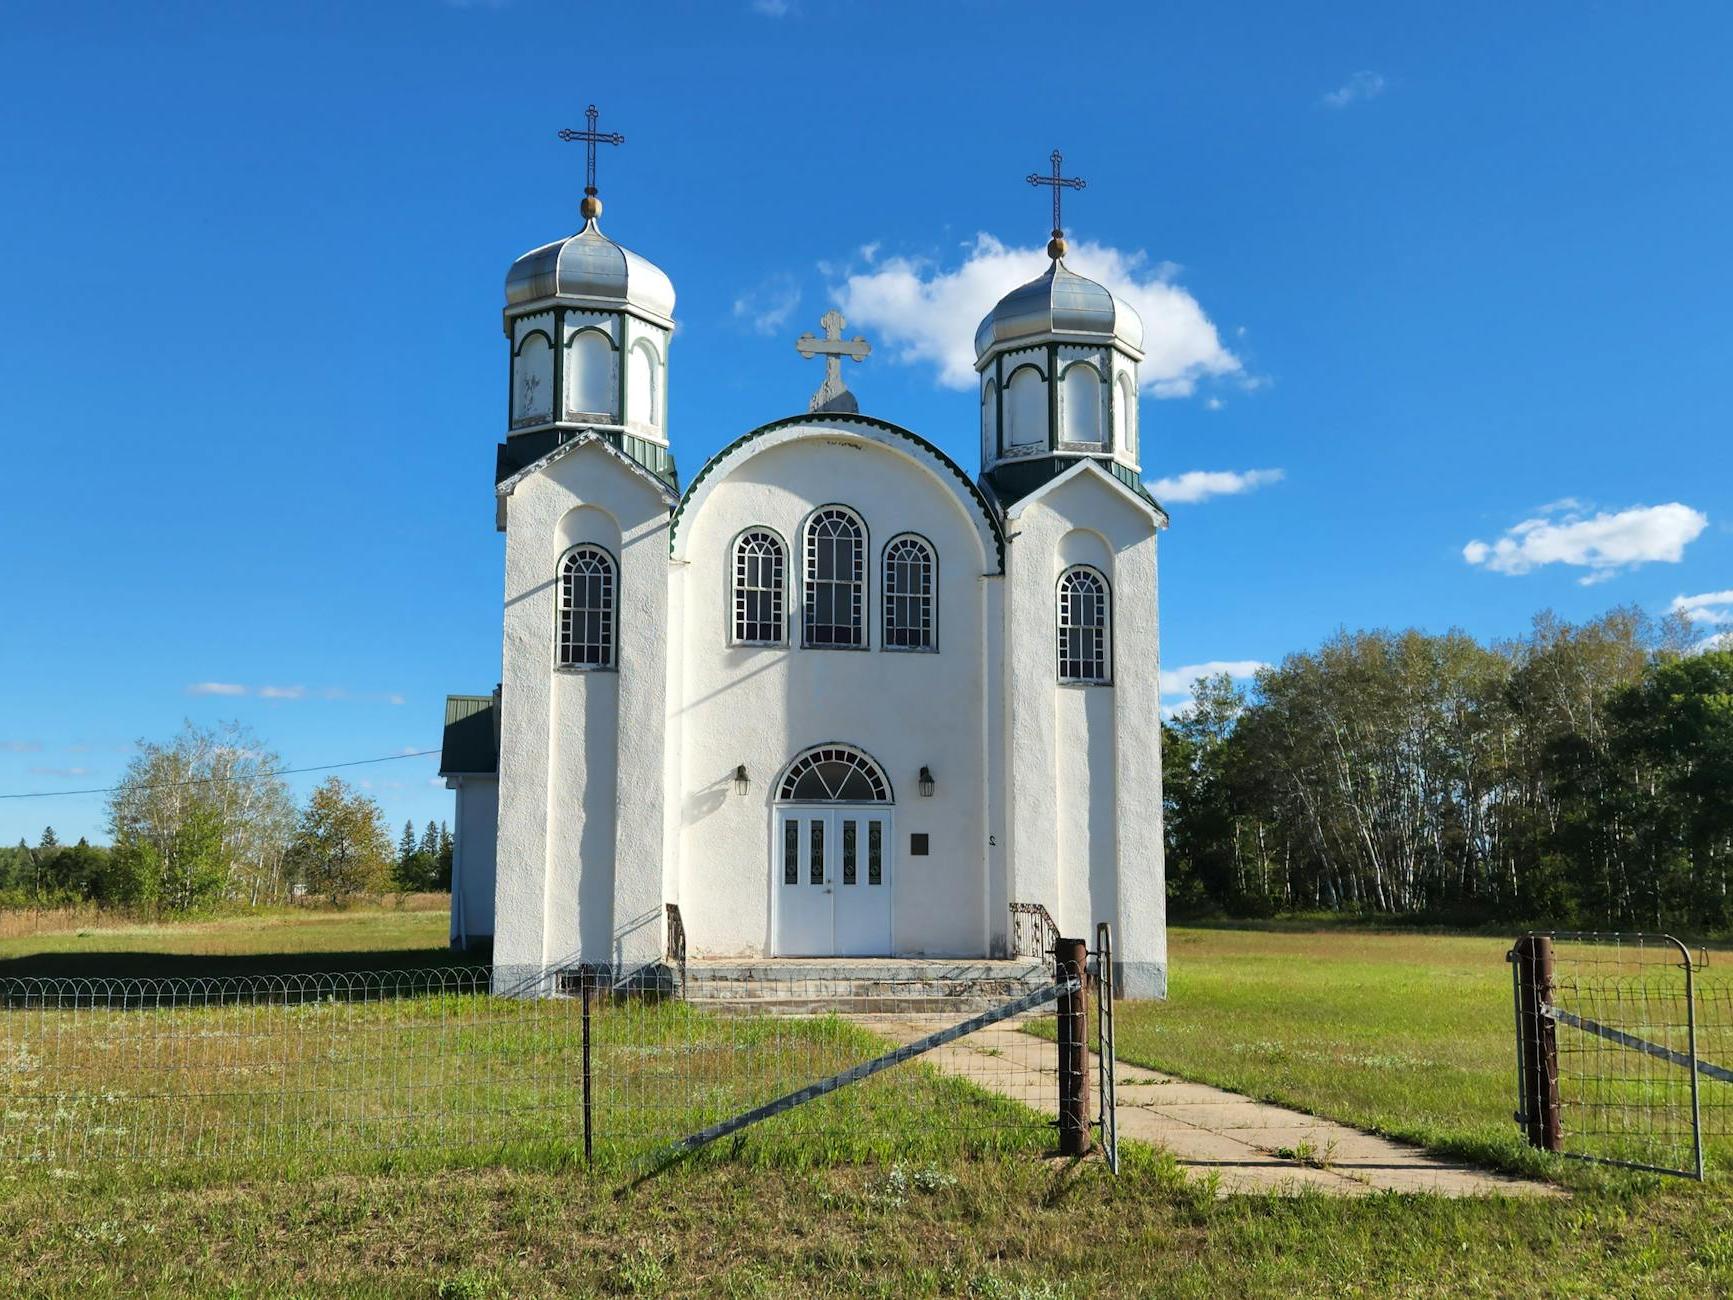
[493,439,673,992]
[670,426,1000,959]
[1004,463,1167,997]
[448,775,498,948]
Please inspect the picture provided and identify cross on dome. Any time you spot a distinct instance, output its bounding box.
[1026,149,1086,261]
[795,310,872,414]
[558,104,625,222]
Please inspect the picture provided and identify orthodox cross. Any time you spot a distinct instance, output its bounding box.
[558,105,625,218]
[795,310,872,414]
[1026,149,1085,259]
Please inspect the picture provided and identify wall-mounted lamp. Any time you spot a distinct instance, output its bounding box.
[733,764,750,797]
[918,766,935,797]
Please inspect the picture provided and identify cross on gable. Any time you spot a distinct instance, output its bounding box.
[1026,149,1086,260]
[558,104,625,220]
[795,310,872,415]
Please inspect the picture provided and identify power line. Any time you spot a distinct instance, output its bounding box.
[0,749,442,801]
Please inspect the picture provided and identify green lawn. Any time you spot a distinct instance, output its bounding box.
[0,905,1730,1296]
[0,896,453,978]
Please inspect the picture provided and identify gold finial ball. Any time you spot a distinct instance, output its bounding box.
[1047,233,1067,260]
[580,194,603,221]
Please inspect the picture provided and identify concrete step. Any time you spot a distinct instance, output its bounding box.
[676,959,1054,1016]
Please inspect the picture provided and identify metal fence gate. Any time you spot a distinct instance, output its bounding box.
[1510,931,1731,1178]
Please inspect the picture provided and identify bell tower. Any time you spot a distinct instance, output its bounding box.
[976,151,1148,505]
[498,105,678,490]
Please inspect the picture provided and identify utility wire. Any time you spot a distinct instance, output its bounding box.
[0,749,442,801]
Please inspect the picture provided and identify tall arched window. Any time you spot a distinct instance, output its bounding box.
[1004,366,1048,449]
[513,332,553,425]
[882,534,935,651]
[733,529,786,645]
[626,340,659,429]
[557,545,616,669]
[1114,373,1136,456]
[803,507,865,648]
[1057,566,1110,684]
[1061,363,1103,444]
[567,330,614,420]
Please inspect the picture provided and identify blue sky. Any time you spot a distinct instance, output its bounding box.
[3,1,1730,843]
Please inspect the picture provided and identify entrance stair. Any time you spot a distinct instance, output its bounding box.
[676,957,1052,1016]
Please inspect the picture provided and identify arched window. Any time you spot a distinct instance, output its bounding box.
[803,507,865,648]
[1061,363,1103,444]
[980,379,997,458]
[627,340,659,428]
[567,330,614,420]
[733,529,785,645]
[557,545,616,669]
[778,745,892,803]
[882,534,935,651]
[1004,366,1047,449]
[1114,373,1136,455]
[1057,566,1110,684]
[513,332,553,425]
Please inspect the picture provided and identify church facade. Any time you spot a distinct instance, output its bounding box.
[441,158,1169,998]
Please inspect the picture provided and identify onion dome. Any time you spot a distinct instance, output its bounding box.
[504,217,676,325]
[974,260,1143,360]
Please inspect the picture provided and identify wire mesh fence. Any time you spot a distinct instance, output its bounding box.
[1512,931,1733,1178]
[0,964,1080,1174]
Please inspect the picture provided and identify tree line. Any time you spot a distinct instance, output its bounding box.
[1164,607,1733,932]
[0,721,452,910]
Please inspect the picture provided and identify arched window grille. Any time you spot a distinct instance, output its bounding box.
[803,507,865,648]
[882,535,935,651]
[733,529,786,645]
[778,745,892,803]
[557,545,616,669]
[1057,566,1110,684]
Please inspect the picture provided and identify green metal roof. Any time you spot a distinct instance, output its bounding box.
[439,694,498,776]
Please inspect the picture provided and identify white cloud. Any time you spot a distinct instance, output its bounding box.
[1160,660,1270,697]
[1322,70,1387,109]
[1670,590,1733,626]
[1464,502,1708,585]
[732,275,802,336]
[1,740,42,753]
[751,0,792,16]
[835,233,1241,397]
[29,766,91,779]
[1147,467,1284,505]
[183,682,404,704]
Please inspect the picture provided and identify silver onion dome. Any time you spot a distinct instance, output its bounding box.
[973,261,1143,358]
[504,218,676,323]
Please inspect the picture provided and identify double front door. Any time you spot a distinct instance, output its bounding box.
[774,807,893,956]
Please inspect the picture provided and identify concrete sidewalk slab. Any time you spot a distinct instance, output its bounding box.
[856,1016,1561,1198]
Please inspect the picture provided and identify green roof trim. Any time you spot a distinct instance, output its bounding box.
[439,694,499,776]
[669,412,1006,572]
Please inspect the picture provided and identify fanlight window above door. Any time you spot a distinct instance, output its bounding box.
[778,746,892,803]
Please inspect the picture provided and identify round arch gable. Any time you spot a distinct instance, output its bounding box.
[670,414,1006,573]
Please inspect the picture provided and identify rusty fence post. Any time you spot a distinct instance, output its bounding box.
[1513,934,1562,1153]
[1055,936,1092,1157]
[581,972,594,1167]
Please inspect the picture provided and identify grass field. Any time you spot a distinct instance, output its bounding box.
[0,905,1729,1297]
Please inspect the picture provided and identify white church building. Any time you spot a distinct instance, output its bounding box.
[441,137,1169,997]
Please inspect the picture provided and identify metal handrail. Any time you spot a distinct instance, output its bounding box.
[1009,902,1058,961]
[664,902,688,993]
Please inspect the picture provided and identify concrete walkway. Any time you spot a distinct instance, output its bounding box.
[859,1017,1561,1197]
